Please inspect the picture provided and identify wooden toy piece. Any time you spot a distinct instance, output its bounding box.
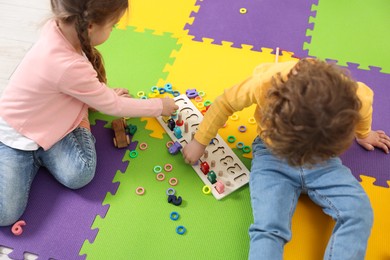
[173,126,182,139]
[207,171,217,184]
[168,141,182,155]
[156,94,250,200]
[215,181,225,194]
[186,88,198,99]
[168,194,182,206]
[176,112,184,126]
[167,118,176,131]
[126,123,137,136]
[112,118,130,148]
[204,150,209,159]
[210,160,216,167]
[200,162,210,175]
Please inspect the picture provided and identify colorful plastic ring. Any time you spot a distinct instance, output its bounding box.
[153,165,162,173]
[166,141,174,148]
[236,142,244,149]
[11,220,26,236]
[248,117,256,124]
[243,146,252,153]
[238,125,247,133]
[164,164,173,172]
[139,142,148,150]
[129,150,138,158]
[159,88,166,94]
[172,91,180,97]
[194,96,203,102]
[169,178,178,186]
[196,102,204,109]
[230,113,239,121]
[176,225,186,235]
[156,173,165,181]
[202,185,212,195]
[203,100,212,107]
[166,188,175,196]
[140,96,148,99]
[137,91,145,98]
[148,92,158,98]
[151,86,159,92]
[240,8,247,14]
[198,91,205,97]
[227,135,236,143]
[136,187,145,195]
[170,211,179,221]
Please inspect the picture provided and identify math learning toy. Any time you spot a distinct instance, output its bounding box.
[157,94,250,200]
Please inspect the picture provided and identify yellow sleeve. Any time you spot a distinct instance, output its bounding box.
[194,61,297,146]
[355,82,373,139]
[194,75,260,146]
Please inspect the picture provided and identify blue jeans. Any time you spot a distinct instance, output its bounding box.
[0,127,96,226]
[249,137,373,260]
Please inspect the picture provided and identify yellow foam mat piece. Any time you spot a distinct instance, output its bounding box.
[285,175,390,259]
[118,0,199,37]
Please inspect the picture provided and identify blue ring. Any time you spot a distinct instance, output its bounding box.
[176,225,186,235]
[170,211,179,221]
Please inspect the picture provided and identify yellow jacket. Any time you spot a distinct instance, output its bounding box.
[194,61,373,146]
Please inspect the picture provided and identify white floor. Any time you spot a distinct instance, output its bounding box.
[0,0,50,97]
[0,2,51,259]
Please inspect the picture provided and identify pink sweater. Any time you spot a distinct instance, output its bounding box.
[0,20,162,150]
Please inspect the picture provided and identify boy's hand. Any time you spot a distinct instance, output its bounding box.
[160,98,179,116]
[182,139,207,165]
[356,130,390,154]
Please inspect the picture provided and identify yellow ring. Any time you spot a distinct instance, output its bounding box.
[202,185,212,195]
[240,8,247,14]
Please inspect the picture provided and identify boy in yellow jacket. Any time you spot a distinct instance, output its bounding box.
[183,58,390,260]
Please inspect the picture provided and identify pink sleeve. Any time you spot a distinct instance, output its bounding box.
[58,59,163,117]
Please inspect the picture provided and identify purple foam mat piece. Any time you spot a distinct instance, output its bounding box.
[340,66,390,187]
[185,0,317,57]
[0,120,132,259]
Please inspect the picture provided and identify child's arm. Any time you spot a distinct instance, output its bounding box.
[356,130,390,153]
[355,82,390,153]
[182,77,260,164]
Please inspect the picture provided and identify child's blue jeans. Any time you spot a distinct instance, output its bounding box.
[0,127,96,226]
[249,137,373,260]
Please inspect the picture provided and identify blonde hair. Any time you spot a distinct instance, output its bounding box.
[51,0,128,83]
[260,59,362,166]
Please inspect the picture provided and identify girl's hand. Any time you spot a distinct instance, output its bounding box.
[114,88,132,98]
[161,98,179,116]
[182,139,207,165]
[356,130,390,154]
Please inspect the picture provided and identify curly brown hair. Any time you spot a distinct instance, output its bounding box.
[260,59,362,167]
[51,0,129,83]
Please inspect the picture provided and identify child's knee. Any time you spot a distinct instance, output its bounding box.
[61,164,96,190]
[0,205,24,227]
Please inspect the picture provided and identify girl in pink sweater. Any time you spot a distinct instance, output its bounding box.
[0,0,178,226]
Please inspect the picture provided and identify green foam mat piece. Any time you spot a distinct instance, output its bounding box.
[80,117,252,259]
[97,26,181,93]
[304,0,390,73]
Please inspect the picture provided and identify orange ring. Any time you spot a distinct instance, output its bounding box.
[166,141,174,148]
[164,164,173,172]
[136,187,145,195]
[156,173,165,181]
[169,178,178,186]
[139,142,148,150]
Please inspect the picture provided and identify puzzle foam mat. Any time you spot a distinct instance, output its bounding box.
[1,0,389,259]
